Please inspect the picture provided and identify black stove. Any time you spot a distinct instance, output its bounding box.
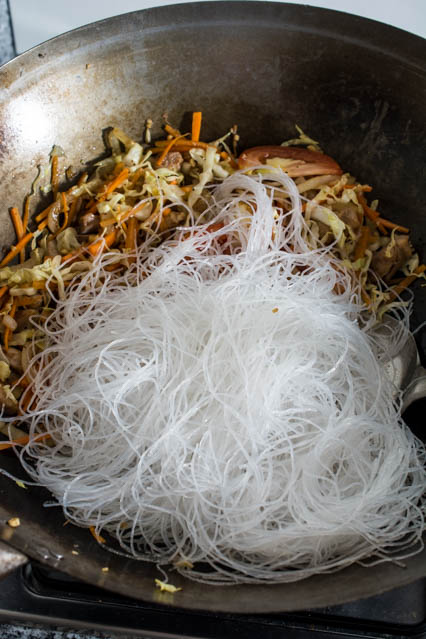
[0,562,424,638]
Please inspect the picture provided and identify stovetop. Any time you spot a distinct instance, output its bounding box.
[0,562,424,638]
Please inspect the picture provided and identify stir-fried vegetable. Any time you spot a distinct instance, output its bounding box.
[0,111,423,426]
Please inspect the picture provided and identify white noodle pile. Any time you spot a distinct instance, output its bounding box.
[16,171,426,584]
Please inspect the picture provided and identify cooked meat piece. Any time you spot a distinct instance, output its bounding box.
[79,212,99,234]
[371,234,412,280]
[161,151,184,172]
[332,201,361,233]
[0,384,18,415]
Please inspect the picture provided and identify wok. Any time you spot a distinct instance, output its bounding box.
[0,1,425,613]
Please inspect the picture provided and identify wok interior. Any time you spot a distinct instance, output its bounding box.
[0,1,425,613]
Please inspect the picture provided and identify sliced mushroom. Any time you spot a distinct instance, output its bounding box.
[238,146,343,176]
[371,235,412,280]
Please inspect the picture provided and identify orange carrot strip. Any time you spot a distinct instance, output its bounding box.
[181,185,193,193]
[20,197,31,263]
[130,167,144,185]
[87,230,117,257]
[0,233,33,267]
[354,226,370,261]
[86,168,130,214]
[51,155,59,199]
[358,194,379,221]
[0,286,8,301]
[125,217,138,262]
[344,184,373,192]
[389,264,426,301]
[34,208,48,223]
[152,140,210,152]
[0,432,51,451]
[375,217,409,233]
[89,526,106,544]
[61,248,84,263]
[191,111,202,143]
[358,195,387,234]
[156,134,188,167]
[14,295,44,307]
[20,387,35,413]
[68,197,80,226]
[361,289,371,306]
[164,124,181,138]
[31,280,46,290]
[37,218,49,231]
[113,161,125,176]
[10,207,24,242]
[102,167,129,198]
[4,300,17,351]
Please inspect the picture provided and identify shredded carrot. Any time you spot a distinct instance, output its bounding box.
[35,202,55,223]
[10,207,24,243]
[152,139,211,152]
[344,184,373,192]
[20,197,31,263]
[31,280,46,290]
[61,248,84,263]
[389,264,426,301]
[191,111,202,143]
[125,217,138,259]
[375,217,409,233]
[361,289,371,306]
[13,295,43,307]
[37,218,49,231]
[68,197,80,226]
[354,226,370,261]
[220,151,229,160]
[113,161,125,176]
[130,167,144,185]
[181,185,193,193]
[357,194,388,234]
[89,526,106,544]
[0,432,51,451]
[102,167,129,198]
[88,230,117,257]
[86,168,130,214]
[0,232,33,268]
[358,194,379,222]
[20,387,35,413]
[4,299,17,351]
[51,155,59,199]
[0,286,8,301]
[156,134,188,167]
[164,124,181,138]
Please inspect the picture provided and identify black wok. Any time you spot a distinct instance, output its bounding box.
[0,1,425,613]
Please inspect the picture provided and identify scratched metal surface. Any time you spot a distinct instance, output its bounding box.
[0,2,425,614]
